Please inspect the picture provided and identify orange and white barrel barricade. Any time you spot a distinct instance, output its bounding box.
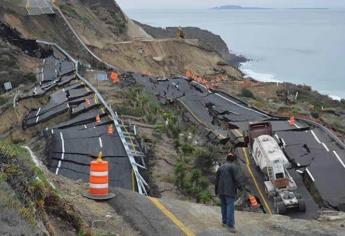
[107,124,114,135]
[288,115,296,126]
[248,195,260,209]
[83,152,115,200]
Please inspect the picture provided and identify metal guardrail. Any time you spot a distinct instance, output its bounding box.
[36,40,147,194]
[13,91,19,108]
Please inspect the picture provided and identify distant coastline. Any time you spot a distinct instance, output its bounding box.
[211,5,329,10]
[211,5,270,10]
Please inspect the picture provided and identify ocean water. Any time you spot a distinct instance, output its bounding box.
[125,8,345,99]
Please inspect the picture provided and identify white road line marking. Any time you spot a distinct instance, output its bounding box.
[306,168,315,182]
[191,81,208,91]
[35,107,41,116]
[99,137,103,148]
[296,170,303,174]
[55,132,65,175]
[297,162,301,167]
[311,130,321,144]
[215,93,269,117]
[322,143,330,152]
[61,132,65,153]
[281,138,286,147]
[333,151,345,169]
[83,125,87,129]
[35,116,39,123]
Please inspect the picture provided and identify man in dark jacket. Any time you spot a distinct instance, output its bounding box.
[215,153,245,233]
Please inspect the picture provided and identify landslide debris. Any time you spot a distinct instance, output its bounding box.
[218,78,345,142]
[136,22,247,67]
[1,0,243,80]
[84,71,232,204]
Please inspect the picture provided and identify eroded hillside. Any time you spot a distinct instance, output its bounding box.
[0,0,242,78]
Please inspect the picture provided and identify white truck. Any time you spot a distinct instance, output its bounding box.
[248,122,306,214]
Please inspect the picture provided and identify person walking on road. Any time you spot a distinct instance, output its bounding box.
[215,153,245,233]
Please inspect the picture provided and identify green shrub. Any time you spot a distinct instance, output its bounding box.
[174,160,212,203]
[181,143,194,155]
[240,88,255,99]
[0,96,8,106]
[198,191,212,204]
[23,73,37,84]
[311,111,320,119]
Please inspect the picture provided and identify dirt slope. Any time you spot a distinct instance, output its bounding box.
[0,0,242,78]
[54,0,241,76]
[137,22,247,67]
[92,38,241,76]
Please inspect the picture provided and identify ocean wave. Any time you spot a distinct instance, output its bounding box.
[241,68,280,83]
[241,68,344,100]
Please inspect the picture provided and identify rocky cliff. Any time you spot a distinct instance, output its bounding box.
[136,21,247,67]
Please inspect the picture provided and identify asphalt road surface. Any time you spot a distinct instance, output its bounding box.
[131,73,345,218]
[277,128,345,210]
[17,43,345,234]
[21,50,144,192]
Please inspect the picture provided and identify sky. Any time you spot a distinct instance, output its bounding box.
[116,0,345,9]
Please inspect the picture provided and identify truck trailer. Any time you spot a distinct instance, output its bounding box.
[248,122,306,214]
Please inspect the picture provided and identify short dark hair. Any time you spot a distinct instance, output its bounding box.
[226,153,236,162]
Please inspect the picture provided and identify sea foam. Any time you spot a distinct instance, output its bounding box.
[241,68,280,83]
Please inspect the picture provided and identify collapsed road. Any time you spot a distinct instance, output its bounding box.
[125,73,345,219]
[17,44,148,194]
[14,39,345,229]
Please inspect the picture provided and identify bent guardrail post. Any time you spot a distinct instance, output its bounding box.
[77,72,147,195]
[36,40,147,195]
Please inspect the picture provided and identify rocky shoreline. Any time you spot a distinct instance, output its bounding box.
[135,21,247,68]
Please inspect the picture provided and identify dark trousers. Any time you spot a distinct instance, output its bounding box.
[220,195,235,227]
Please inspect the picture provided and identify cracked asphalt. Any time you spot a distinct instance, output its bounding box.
[131,73,345,217]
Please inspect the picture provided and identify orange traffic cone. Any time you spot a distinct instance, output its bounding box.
[185,70,193,78]
[83,152,115,200]
[110,71,119,84]
[96,114,101,123]
[248,195,260,209]
[107,124,114,135]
